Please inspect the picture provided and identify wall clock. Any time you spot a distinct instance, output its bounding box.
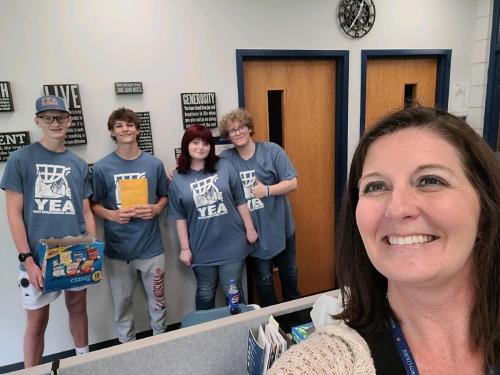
[338,0,376,38]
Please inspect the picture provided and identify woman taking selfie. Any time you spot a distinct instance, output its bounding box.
[270,107,499,374]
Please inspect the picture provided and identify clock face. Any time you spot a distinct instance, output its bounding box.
[338,0,376,39]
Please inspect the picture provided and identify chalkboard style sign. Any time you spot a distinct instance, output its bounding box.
[0,131,30,162]
[136,111,154,154]
[181,92,217,129]
[213,136,233,155]
[43,84,87,146]
[0,81,14,112]
[115,82,143,95]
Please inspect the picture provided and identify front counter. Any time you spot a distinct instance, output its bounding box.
[12,290,338,375]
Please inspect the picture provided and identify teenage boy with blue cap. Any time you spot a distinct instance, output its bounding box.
[1,95,96,368]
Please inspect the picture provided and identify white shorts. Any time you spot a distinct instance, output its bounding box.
[18,270,86,310]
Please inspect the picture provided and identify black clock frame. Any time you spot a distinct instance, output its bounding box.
[338,0,376,39]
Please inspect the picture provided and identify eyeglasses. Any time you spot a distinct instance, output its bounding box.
[228,125,249,137]
[37,115,70,124]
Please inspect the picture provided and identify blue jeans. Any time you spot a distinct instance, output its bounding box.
[192,261,245,310]
[253,234,300,307]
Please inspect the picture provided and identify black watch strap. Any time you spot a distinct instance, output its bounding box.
[18,252,33,262]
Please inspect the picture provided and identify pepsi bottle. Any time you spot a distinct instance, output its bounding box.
[227,279,240,315]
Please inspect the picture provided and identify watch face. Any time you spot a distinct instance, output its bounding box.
[18,253,32,262]
[338,0,376,39]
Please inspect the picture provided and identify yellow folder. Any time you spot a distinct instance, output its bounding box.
[119,178,148,208]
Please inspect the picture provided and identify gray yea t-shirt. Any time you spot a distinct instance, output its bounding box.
[220,142,296,259]
[92,151,168,260]
[0,142,91,262]
[167,158,250,266]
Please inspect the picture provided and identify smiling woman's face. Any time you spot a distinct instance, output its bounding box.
[355,128,481,289]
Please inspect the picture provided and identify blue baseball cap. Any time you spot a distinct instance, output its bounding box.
[35,95,69,114]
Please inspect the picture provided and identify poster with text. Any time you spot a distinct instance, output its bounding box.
[181,92,217,129]
[137,111,154,154]
[115,82,143,95]
[0,81,14,112]
[43,84,87,146]
[214,136,233,155]
[0,131,30,162]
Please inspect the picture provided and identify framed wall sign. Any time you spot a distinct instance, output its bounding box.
[136,111,154,154]
[115,82,143,95]
[213,136,233,155]
[0,131,30,162]
[0,81,14,112]
[181,92,217,129]
[43,84,87,146]
[174,147,181,160]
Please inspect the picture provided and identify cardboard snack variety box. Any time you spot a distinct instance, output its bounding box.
[38,235,104,293]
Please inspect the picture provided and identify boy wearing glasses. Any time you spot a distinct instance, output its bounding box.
[90,108,168,344]
[219,108,300,307]
[1,95,96,368]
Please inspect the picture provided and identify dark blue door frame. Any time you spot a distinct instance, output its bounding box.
[235,49,349,208]
[359,49,452,134]
[483,0,500,150]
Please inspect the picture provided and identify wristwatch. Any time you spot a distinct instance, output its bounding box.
[18,252,33,262]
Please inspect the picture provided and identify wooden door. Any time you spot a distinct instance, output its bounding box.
[365,57,438,130]
[243,59,336,297]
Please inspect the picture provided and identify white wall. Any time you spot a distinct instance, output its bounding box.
[0,0,482,367]
[468,0,494,133]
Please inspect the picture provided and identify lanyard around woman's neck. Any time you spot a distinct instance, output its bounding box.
[389,318,420,375]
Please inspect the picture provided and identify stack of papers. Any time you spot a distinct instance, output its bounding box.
[247,316,291,375]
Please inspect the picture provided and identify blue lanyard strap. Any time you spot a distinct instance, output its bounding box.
[389,318,420,375]
[389,319,500,375]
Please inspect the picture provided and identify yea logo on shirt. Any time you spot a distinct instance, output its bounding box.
[33,163,75,215]
[239,170,264,212]
[190,175,228,219]
[113,172,146,207]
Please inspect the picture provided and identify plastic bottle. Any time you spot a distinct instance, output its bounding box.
[227,279,241,315]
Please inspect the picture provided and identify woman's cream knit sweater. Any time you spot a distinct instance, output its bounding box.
[268,323,376,374]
